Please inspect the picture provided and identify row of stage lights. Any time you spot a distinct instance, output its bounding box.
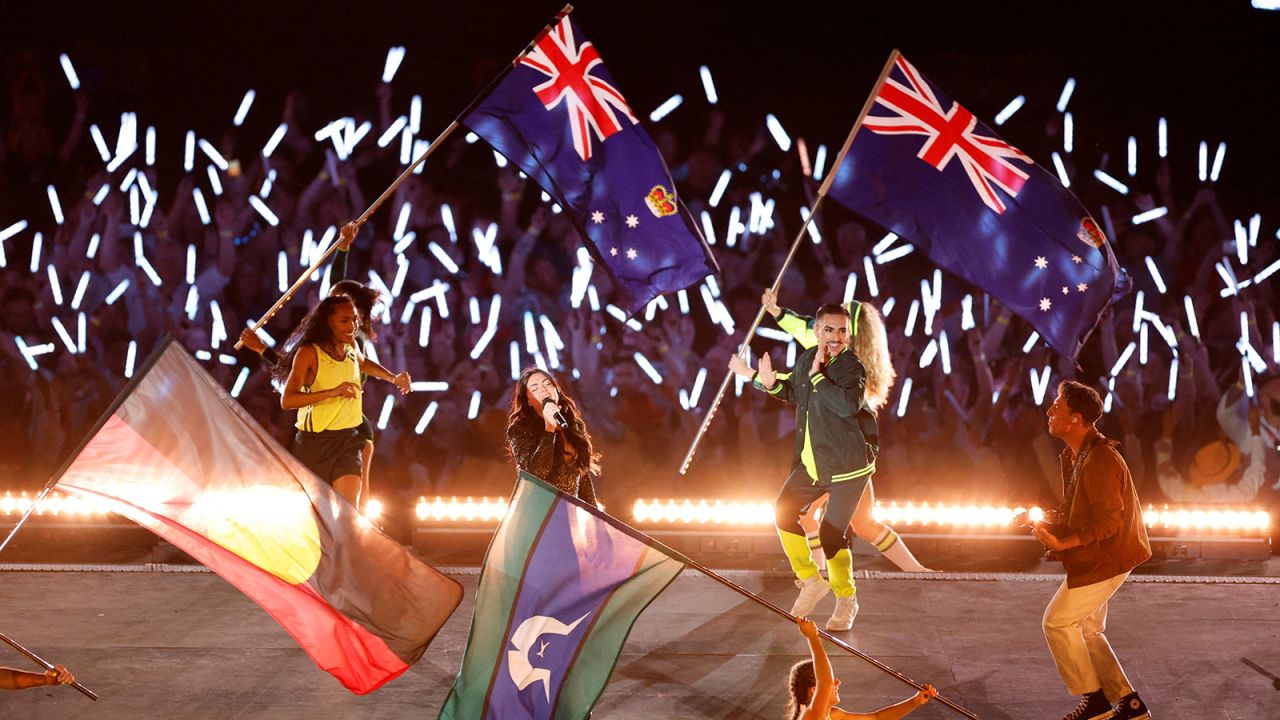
[2,492,1271,535]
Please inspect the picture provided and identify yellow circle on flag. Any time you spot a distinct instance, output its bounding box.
[185,485,322,585]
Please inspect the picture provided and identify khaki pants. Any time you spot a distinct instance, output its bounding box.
[1042,572,1136,699]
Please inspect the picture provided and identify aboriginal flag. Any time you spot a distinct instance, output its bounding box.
[54,338,463,694]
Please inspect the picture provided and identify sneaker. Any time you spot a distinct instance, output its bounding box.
[790,575,830,617]
[1061,691,1115,720]
[824,595,859,631]
[1112,693,1150,720]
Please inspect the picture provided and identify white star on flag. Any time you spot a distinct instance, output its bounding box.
[591,210,604,224]
[625,214,639,228]
[1071,255,1083,264]
[626,248,637,260]
[1034,256,1048,269]
[609,247,618,256]
[1061,286,1069,295]
[1039,298,1052,311]
[1076,282,1088,292]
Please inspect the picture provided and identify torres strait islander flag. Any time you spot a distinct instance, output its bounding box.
[53,338,463,694]
[438,471,686,720]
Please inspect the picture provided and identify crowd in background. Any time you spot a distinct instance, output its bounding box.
[2,45,1277,524]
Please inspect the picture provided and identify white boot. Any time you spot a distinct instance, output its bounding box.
[790,575,830,618]
[825,595,859,632]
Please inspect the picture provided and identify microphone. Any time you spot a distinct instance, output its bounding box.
[541,397,569,429]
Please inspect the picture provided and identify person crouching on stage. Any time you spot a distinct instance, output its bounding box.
[729,303,875,632]
[274,295,410,506]
[507,367,600,504]
[1034,380,1151,720]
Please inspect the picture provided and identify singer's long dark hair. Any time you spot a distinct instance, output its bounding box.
[506,367,601,476]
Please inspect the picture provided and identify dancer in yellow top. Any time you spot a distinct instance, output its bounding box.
[274,294,410,506]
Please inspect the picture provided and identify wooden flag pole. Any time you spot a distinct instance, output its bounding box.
[237,4,575,348]
[678,49,902,475]
[0,631,98,701]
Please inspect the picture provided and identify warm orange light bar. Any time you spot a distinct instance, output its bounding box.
[415,496,509,523]
[0,491,115,518]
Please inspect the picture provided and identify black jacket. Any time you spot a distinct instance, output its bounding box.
[754,346,878,485]
[507,413,597,504]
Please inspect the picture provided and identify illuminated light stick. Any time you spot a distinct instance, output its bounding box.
[644,298,660,322]
[1248,213,1260,247]
[209,300,226,348]
[14,336,44,370]
[648,94,683,123]
[46,264,64,305]
[678,54,905,476]
[1197,141,1208,181]
[1240,340,1267,374]
[699,65,717,104]
[419,306,432,347]
[709,169,731,207]
[896,377,913,418]
[70,271,91,310]
[120,168,139,191]
[0,220,28,243]
[1127,136,1137,177]
[410,381,449,392]
[1243,357,1255,398]
[129,186,141,225]
[139,188,159,228]
[314,118,345,144]
[56,52,83,91]
[245,194,276,225]
[1209,141,1227,182]
[391,255,410,298]
[261,123,288,158]
[875,243,914,264]
[185,286,200,320]
[1149,315,1177,349]
[51,316,77,354]
[104,279,129,305]
[587,285,601,312]
[1215,261,1239,296]
[760,197,776,231]
[920,280,937,335]
[756,327,792,343]
[1158,117,1168,158]
[606,303,644,332]
[124,340,138,377]
[1110,341,1136,378]
[1103,376,1116,413]
[843,272,858,303]
[678,388,690,411]
[426,242,459,275]
[700,210,718,245]
[765,113,791,151]
[195,350,212,361]
[813,144,828,180]
[1167,355,1179,401]
[800,207,821,244]
[232,90,256,127]
[509,342,521,380]
[634,352,664,385]
[89,125,111,162]
[260,169,276,199]
[1144,256,1168,294]
[1132,290,1145,333]
[904,299,920,337]
[409,95,423,134]
[1093,169,1130,195]
[939,330,952,374]
[47,185,64,224]
[192,188,211,225]
[87,233,101,259]
[726,206,744,247]
[1030,365,1052,406]
[1139,323,1149,364]
[145,126,156,166]
[469,297,501,359]
[399,128,413,164]
[380,46,408,84]
[676,288,690,315]
[229,367,251,398]
[1234,220,1249,265]
[569,266,591,308]
[1063,112,1074,153]
[30,232,43,273]
[539,315,564,350]
[523,311,539,354]
[918,338,938,368]
[1273,321,1279,365]
[377,116,407,147]
[1055,77,1076,112]
[277,251,288,293]
[1050,151,1070,187]
[798,138,811,177]
[92,183,109,205]
[440,204,457,242]
[206,166,223,196]
[198,139,229,171]
[1132,207,1167,225]
[347,120,373,154]
[960,294,975,330]
[993,95,1025,125]
[76,311,86,353]
[392,231,417,255]
[870,232,899,259]
[414,401,440,435]
[1021,331,1040,354]
[1183,295,1201,338]
[786,340,797,367]
[467,390,482,420]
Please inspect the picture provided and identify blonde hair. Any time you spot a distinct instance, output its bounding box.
[851,303,895,413]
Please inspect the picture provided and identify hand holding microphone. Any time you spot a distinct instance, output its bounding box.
[540,397,568,431]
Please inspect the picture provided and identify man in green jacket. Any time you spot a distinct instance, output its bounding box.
[729,303,877,632]
[1035,380,1152,720]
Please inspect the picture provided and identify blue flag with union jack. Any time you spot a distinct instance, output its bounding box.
[830,52,1127,359]
[461,13,717,313]
[438,471,685,719]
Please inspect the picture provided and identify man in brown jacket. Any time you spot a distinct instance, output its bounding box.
[1034,380,1152,720]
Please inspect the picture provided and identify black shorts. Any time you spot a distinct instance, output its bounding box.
[356,415,375,444]
[293,428,364,484]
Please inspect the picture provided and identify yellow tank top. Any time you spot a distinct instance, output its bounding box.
[295,344,363,432]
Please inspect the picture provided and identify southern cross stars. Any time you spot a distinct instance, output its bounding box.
[1034,256,1048,270]
[625,214,639,228]
[591,210,604,224]
[626,248,637,260]
[1039,298,1052,311]
[1077,282,1088,292]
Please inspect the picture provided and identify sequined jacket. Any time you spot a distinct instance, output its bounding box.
[507,413,597,504]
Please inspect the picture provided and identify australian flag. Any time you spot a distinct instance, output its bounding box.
[461,13,717,314]
[830,52,1127,360]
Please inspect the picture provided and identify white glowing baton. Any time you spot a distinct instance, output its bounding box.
[47,186,64,225]
[699,65,717,104]
[124,340,137,378]
[896,377,913,418]
[863,256,880,296]
[1022,331,1040,354]
[993,95,1025,126]
[419,306,432,348]
[262,124,288,158]
[51,316,76,354]
[1183,295,1200,339]
[1132,207,1168,225]
[1210,141,1226,182]
[29,232,42,273]
[70,271,91,310]
[381,46,405,84]
[230,367,251,398]
[1127,136,1137,177]
[765,113,790,151]
[1110,341,1136,378]
[1093,169,1130,195]
[47,265,63,306]
[709,170,731,207]
[1158,118,1168,158]
[1056,78,1076,112]
[1144,256,1167,294]
[813,144,828,181]
[232,90,255,127]
[634,352,663,385]
[377,117,407,148]
[414,401,440,434]
[1051,152,1070,187]
[59,53,81,90]
[104,279,130,305]
[648,95,683,123]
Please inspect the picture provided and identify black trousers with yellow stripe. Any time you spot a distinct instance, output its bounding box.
[774,465,870,598]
